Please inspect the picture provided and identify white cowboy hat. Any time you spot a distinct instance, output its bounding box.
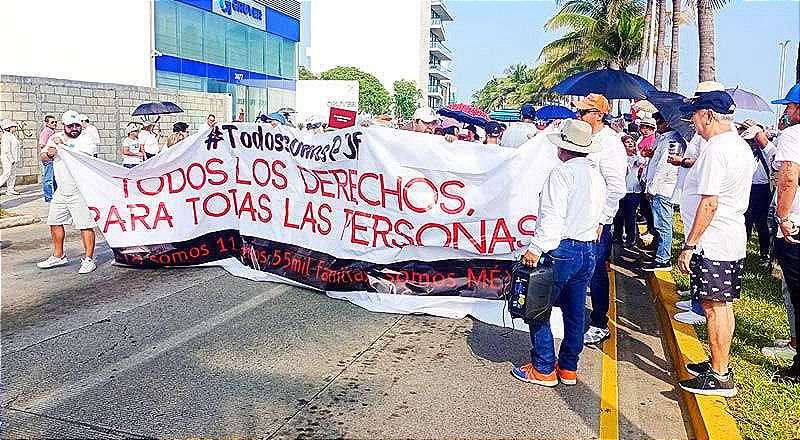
[547,119,602,154]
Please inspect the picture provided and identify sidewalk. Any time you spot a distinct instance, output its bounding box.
[0,183,50,229]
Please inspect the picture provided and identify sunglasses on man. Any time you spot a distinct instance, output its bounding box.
[577,109,599,116]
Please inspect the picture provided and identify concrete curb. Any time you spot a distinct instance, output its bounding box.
[0,215,39,229]
[648,271,742,440]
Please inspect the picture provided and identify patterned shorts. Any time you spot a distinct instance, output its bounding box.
[689,254,744,303]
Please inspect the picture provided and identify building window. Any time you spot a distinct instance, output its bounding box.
[280,37,296,79]
[204,13,227,66]
[226,21,249,70]
[249,27,266,73]
[265,33,281,76]
[178,3,204,61]
[154,0,178,56]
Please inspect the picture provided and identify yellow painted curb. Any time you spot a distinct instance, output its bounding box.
[648,271,742,440]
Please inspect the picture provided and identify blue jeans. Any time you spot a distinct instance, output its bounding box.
[42,160,56,202]
[651,194,674,264]
[529,239,596,373]
[614,193,641,246]
[589,224,613,329]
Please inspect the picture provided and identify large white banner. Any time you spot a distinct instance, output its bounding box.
[61,124,564,334]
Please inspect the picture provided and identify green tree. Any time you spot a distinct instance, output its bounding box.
[392,80,422,119]
[320,66,391,115]
[298,66,318,80]
[539,0,645,85]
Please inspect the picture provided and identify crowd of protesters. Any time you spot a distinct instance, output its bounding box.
[1,78,798,393]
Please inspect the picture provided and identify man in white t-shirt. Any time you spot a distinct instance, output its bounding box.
[79,114,100,157]
[499,103,539,148]
[573,94,627,346]
[675,91,755,397]
[121,125,145,168]
[139,120,160,159]
[770,82,800,384]
[36,110,98,274]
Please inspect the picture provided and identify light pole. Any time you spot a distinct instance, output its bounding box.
[777,40,791,126]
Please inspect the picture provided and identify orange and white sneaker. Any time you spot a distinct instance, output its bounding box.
[511,363,558,387]
[556,363,577,385]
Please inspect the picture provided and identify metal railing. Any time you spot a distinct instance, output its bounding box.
[427,85,443,95]
[429,41,452,56]
[431,17,442,26]
[429,63,451,75]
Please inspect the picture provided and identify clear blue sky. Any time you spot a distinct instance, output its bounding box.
[446,0,800,125]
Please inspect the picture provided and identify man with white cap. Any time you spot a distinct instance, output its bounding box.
[572,93,627,346]
[139,119,160,159]
[404,107,440,134]
[0,119,22,195]
[513,119,606,387]
[676,91,754,397]
[79,114,100,157]
[37,110,98,274]
[739,124,777,265]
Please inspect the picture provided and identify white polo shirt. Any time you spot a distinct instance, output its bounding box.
[587,126,627,224]
[774,124,800,236]
[680,130,756,261]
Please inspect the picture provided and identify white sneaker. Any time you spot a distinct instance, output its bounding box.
[676,300,692,311]
[37,255,69,269]
[583,326,611,344]
[761,345,796,361]
[678,290,690,296]
[78,257,97,274]
[674,310,707,325]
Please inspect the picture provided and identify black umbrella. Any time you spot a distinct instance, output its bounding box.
[131,101,184,116]
[553,68,657,99]
[644,90,694,141]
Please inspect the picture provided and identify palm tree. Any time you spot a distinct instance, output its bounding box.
[540,0,644,81]
[653,0,667,88]
[667,0,681,91]
[637,0,653,75]
[694,0,729,81]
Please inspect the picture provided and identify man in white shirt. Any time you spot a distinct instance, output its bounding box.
[0,119,22,195]
[499,103,538,148]
[513,119,606,387]
[36,110,98,274]
[676,91,754,397]
[771,82,800,384]
[573,94,627,345]
[139,120,160,159]
[643,113,684,272]
[741,125,777,264]
[79,114,100,157]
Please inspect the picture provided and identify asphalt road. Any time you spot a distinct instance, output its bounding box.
[1,189,690,439]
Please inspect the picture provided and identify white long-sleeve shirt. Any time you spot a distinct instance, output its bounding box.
[1,132,21,163]
[587,126,627,224]
[528,157,607,255]
[645,130,682,199]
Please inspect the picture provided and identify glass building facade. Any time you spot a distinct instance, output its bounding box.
[154,0,300,120]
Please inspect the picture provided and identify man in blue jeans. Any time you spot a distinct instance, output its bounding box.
[38,115,57,202]
[643,113,683,272]
[513,120,606,387]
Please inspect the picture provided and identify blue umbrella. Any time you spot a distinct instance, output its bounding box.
[553,68,657,99]
[489,108,521,122]
[644,90,694,141]
[437,104,489,127]
[535,105,576,120]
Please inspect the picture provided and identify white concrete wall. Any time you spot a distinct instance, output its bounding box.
[1,0,153,87]
[307,0,423,91]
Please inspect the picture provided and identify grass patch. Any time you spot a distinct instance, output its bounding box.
[670,214,800,440]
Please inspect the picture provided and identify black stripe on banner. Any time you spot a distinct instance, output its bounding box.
[239,236,511,300]
[112,229,242,268]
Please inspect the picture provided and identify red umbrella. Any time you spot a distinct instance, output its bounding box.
[438,104,490,127]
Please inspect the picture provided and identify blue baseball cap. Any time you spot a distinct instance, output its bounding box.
[484,121,503,136]
[771,83,800,105]
[520,103,536,120]
[679,90,736,115]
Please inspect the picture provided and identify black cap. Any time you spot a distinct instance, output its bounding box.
[485,121,503,136]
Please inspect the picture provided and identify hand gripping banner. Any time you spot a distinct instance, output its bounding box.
[60,124,565,334]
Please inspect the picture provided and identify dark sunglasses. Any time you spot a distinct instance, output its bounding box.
[577,109,599,116]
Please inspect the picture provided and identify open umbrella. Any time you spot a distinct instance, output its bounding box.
[437,104,489,127]
[535,105,576,120]
[489,108,521,122]
[644,90,694,141]
[553,68,657,99]
[131,101,184,116]
[725,87,772,112]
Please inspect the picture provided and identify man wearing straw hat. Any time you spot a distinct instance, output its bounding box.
[513,119,606,387]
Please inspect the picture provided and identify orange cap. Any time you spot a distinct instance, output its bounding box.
[573,93,611,113]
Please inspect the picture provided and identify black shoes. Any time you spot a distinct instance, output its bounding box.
[679,368,738,397]
[772,366,800,385]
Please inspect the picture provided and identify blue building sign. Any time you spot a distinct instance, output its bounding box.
[212,0,265,30]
